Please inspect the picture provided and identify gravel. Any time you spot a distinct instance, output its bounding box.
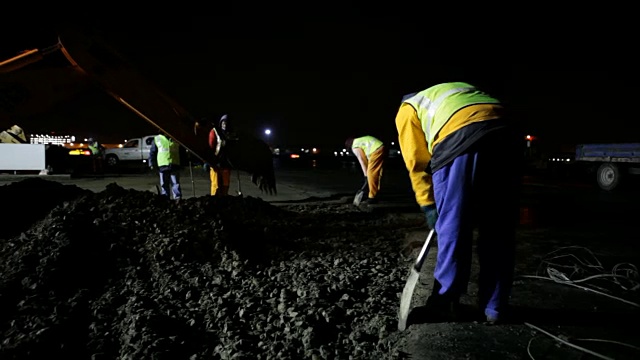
[0,178,413,359]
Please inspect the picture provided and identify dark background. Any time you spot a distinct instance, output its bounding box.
[1,8,637,152]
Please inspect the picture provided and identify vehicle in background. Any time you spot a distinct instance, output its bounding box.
[104,135,155,167]
[0,29,277,194]
[0,124,92,175]
[574,143,640,191]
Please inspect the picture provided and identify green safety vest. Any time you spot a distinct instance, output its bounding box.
[402,82,500,153]
[88,143,101,156]
[352,136,383,157]
[154,135,180,167]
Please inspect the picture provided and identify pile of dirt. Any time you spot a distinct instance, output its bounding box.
[0,179,417,359]
[2,178,93,240]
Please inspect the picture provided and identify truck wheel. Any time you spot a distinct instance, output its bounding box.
[106,154,119,167]
[596,163,620,191]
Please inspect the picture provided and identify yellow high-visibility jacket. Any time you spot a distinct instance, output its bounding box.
[395,83,505,207]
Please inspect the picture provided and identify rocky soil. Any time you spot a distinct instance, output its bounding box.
[0,178,421,359]
[2,177,640,360]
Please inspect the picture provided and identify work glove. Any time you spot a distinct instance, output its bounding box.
[421,204,438,230]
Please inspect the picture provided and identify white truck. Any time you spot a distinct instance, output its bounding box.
[104,135,155,167]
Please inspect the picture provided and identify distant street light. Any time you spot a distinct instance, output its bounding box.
[265,129,271,136]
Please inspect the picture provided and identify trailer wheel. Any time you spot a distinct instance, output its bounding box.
[596,163,620,191]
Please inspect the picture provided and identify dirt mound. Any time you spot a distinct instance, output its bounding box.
[1,178,93,240]
[0,179,414,359]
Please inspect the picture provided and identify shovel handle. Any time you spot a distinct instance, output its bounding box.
[414,229,435,271]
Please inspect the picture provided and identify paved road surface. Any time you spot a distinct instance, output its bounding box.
[2,163,639,226]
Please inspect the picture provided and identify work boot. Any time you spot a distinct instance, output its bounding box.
[423,293,461,322]
[363,197,378,204]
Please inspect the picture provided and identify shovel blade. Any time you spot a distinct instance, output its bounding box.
[398,267,420,331]
[353,190,364,206]
[398,229,435,331]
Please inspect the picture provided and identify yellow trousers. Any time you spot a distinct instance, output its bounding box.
[210,167,231,196]
[366,146,385,198]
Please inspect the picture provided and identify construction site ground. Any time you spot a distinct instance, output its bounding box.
[1,161,639,359]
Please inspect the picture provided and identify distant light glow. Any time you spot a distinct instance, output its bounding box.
[265,129,271,135]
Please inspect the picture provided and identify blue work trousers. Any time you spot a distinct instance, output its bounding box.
[431,133,519,320]
[159,168,182,200]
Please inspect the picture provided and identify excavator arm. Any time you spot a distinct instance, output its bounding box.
[0,28,277,195]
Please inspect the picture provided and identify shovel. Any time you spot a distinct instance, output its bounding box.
[398,228,436,331]
[352,179,369,206]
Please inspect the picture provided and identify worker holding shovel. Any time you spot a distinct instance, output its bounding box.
[395,82,521,325]
[345,135,386,205]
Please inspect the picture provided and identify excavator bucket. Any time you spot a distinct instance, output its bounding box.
[224,133,277,195]
[0,27,276,195]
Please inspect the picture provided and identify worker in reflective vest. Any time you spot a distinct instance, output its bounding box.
[345,135,386,204]
[395,82,521,324]
[149,133,182,200]
[87,138,105,174]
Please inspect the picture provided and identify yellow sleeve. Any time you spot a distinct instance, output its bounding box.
[395,103,435,207]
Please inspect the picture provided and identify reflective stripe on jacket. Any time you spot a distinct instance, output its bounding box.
[402,82,500,153]
[154,135,180,167]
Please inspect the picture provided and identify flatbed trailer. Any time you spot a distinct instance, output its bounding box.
[574,143,640,191]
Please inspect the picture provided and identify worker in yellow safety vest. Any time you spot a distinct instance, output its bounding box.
[149,133,182,201]
[395,82,521,324]
[87,138,105,174]
[345,135,386,204]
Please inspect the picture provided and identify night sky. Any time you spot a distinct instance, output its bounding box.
[1,9,637,151]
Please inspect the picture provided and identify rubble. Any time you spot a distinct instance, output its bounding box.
[0,179,413,359]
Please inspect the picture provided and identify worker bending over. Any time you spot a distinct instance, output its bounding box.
[346,135,386,204]
[395,82,521,324]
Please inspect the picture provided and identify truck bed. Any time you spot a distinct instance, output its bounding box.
[575,143,640,163]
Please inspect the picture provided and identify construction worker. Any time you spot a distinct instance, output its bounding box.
[208,114,235,196]
[148,132,182,201]
[87,137,105,174]
[345,135,386,204]
[395,82,521,324]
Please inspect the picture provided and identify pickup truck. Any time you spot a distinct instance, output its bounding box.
[104,135,155,167]
[574,143,640,191]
